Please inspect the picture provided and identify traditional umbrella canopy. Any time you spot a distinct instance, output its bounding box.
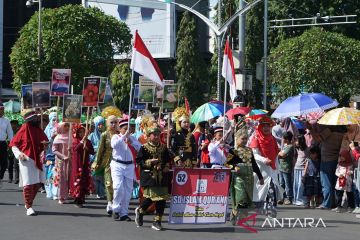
[246,109,268,119]
[271,93,338,119]
[3,100,21,113]
[226,107,252,120]
[318,107,360,125]
[191,102,227,123]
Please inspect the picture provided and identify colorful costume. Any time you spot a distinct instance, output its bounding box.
[9,111,48,216]
[249,116,282,218]
[93,115,118,214]
[52,123,71,202]
[135,127,171,230]
[70,125,95,206]
[43,112,58,199]
[88,116,105,198]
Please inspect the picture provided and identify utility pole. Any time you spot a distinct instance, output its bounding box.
[239,0,245,73]
[216,0,222,100]
[263,0,268,109]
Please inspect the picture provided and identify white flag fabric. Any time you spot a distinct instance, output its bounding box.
[130,31,164,87]
[221,40,237,101]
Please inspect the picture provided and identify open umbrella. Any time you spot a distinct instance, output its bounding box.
[3,100,21,113]
[191,102,228,123]
[318,107,360,125]
[271,93,338,118]
[246,109,268,119]
[226,107,252,120]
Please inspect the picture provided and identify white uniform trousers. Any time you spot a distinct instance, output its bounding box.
[110,161,134,217]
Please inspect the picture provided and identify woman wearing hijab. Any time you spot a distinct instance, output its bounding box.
[92,115,118,215]
[70,124,95,208]
[44,112,58,199]
[52,122,71,204]
[9,111,49,216]
[89,116,105,199]
[249,116,281,218]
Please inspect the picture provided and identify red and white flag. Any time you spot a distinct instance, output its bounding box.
[222,40,237,101]
[130,31,164,87]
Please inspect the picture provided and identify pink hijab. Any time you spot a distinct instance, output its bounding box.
[53,123,70,144]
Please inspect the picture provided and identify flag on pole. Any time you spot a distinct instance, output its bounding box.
[130,31,164,87]
[221,40,237,101]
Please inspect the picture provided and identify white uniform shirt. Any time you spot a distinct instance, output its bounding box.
[208,141,228,166]
[0,117,14,141]
[111,134,141,162]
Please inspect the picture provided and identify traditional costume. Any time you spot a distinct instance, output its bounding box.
[93,115,118,214]
[9,111,48,216]
[88,116,105,198]
[171,113,197,168]
[111,119,141,221]
[70,124,95,207]
[135,127,171,230]
[52,123,71,204]
[249,116,282,218]
[43,112,58,199]
[226,122,263,225]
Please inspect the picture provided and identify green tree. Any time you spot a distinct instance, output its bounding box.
[110,62,131,110]
[268,28,360,106]
[176,12,208,108]
[10,4,132,94]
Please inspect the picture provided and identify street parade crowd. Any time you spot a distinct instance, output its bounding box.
[0,101,360,231]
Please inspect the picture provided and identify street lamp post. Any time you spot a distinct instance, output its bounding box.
[26,0,42,82]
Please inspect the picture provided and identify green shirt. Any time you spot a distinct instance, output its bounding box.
[279,144,294,173]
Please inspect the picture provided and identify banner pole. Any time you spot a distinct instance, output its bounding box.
[56,96,60,120]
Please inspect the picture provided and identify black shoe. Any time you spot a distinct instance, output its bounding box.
[135,207,143,227]
[113,212,120,221]
[14,180,19,184]
[8,179,13,183]
[120,215,132,222]
[151,221,163,231]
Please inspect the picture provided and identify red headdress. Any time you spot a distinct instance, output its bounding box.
[249,116,279,170]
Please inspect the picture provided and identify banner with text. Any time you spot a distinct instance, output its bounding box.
[169,168,231,224]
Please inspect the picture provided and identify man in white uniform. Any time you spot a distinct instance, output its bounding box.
[208,126,230,168]
[0,102,14,187]
[111,118,141,221]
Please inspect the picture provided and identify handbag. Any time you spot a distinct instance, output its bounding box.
[338,168,348,188]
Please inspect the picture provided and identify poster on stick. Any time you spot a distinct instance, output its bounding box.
[51,69,71,96]
[162,84,178,112]
[21,84,33,109]
[62,94,82,123]
[153,80,174,108]
[98,77,108,103]
[138,76,155,103]
[32,82,51,108]
[82,77,100,106]
[169,168,231,224]
[131,84,146,110]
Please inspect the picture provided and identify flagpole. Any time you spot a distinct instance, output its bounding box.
[223,37,229,139]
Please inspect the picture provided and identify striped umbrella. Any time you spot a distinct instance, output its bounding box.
[191,102,230,123]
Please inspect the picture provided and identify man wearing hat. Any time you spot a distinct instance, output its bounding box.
[170,115,197,168]
[9,110,48,216]
[0,102,14,187]
[111,118,141,221]
[135,126,171,231]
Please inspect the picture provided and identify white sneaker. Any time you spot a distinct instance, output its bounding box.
[352,207,360,214]
[331,207,342,213]
[26,208,36,216]
[106,202,112,215]
[356,214,360,219]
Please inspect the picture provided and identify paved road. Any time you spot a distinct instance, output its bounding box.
[0,180,359,240]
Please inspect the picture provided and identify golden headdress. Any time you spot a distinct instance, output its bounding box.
[172,107,189,131]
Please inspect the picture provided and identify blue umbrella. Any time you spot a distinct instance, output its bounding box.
[271,93,338,118]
